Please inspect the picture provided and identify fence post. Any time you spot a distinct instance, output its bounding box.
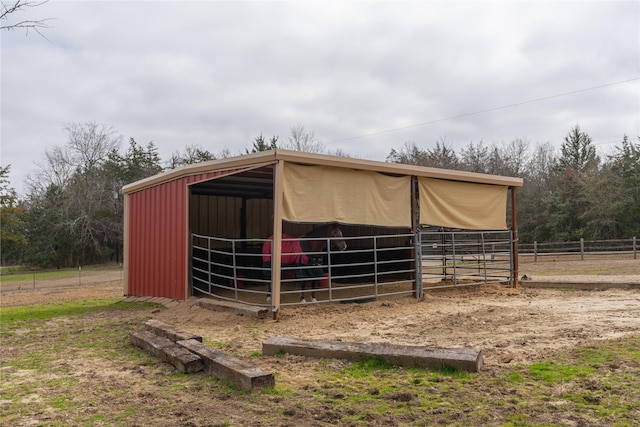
[580,238,584,261]
[533,241,538,263]
[634,236,637,260]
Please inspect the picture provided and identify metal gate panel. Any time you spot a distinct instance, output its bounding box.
[418,229,514,290]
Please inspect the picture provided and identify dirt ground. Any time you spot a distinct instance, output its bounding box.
[2,258,639,369]
[2,258,640,426]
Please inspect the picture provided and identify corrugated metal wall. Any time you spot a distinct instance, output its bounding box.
[126,171,231,300]
[190,195,243,241]
[126,167,413,301]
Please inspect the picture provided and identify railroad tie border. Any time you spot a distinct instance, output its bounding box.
[262,336,483,373]
[130,319,275,391]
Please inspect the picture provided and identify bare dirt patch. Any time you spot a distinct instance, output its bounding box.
[153,284,640,368]
[3,258,640,369]
[2,258,639,426]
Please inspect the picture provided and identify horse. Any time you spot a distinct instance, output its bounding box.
[261,223,347,303]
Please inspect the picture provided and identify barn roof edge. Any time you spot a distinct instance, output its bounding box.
[121,149,523,194]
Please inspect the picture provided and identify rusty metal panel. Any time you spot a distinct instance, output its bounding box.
[126,171,232,300]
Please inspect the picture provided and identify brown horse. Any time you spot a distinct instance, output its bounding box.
[262,223,347,303]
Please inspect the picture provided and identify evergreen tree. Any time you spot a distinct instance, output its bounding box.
[386,141,429,165]
[557,124,599,172]
[0,165,26,264]
[247,134,278,153]
[554,125,599,240]
[23,185,73,268]
[460,140,490,173]
[168,144,216,169]
[386,139,459,169]
[607,135,640,237]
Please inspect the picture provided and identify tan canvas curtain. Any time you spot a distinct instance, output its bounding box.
[419,177,508,230]
[282,163,412,227]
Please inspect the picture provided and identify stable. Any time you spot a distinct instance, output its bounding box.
[122,149,523,318]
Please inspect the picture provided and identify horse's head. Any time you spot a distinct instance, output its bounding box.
[327,224,347,251]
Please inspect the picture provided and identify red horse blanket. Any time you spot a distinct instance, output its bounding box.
[262,235,309,266]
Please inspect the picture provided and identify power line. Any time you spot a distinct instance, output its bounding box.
[329,77,640,144]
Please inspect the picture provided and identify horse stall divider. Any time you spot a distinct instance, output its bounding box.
[193,229,516,308]
[191,231,418,308]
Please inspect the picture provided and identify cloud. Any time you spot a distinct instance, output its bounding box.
[1,1,638,195]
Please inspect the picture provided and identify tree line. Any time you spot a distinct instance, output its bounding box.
[1,122,638,268]
[386,127,639,244]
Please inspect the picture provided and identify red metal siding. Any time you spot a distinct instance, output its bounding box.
[126,171,229,300]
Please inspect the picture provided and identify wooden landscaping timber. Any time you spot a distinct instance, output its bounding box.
[178,339,275,391]
[196,298,269,319]
[130,330,204,373]
[262,337,483,373]
[144,319,203,342]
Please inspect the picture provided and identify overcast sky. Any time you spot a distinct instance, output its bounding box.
[2,0,639,195]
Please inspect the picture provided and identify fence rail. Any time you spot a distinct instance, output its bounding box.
[518,237,638,261]
[191,233,417,307]
[419,229,514,292]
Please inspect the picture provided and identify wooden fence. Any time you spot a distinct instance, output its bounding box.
[519,237,638,262]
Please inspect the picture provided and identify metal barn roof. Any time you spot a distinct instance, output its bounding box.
[122,149,523,196]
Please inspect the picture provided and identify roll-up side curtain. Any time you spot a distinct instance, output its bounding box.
[418,177,508,230]
[282,163,412,227]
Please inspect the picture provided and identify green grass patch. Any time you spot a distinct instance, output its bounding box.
[506,370,524,383]
[112,407,137,421]
[1,298,161,324]
[528,360,596,384]
[5,349,54,371]
[49,393,79,411]
[343,357,392,376]
[2,292,639,426]
[578,339,640,364]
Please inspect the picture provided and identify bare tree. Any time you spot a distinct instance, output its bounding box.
[327,148,356,158]
[65,122,122,171]
[26,146,75,196]
[281,124,326,153]
[482,139,531,177]
[1,0,53,37]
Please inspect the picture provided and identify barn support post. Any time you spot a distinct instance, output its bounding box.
[414,231,423,299]
[410,176,422,298]
[510,187,519,288]
[240,198,247,252]
[271,160,285,320]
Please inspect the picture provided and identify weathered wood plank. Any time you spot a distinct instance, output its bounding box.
[262,336,483,373]
[178,339,275,391]
[130,330,204,373]
[144,319,203,342]
[196,298,269,319]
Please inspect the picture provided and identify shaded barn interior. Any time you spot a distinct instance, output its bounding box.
[188,165,414,299]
